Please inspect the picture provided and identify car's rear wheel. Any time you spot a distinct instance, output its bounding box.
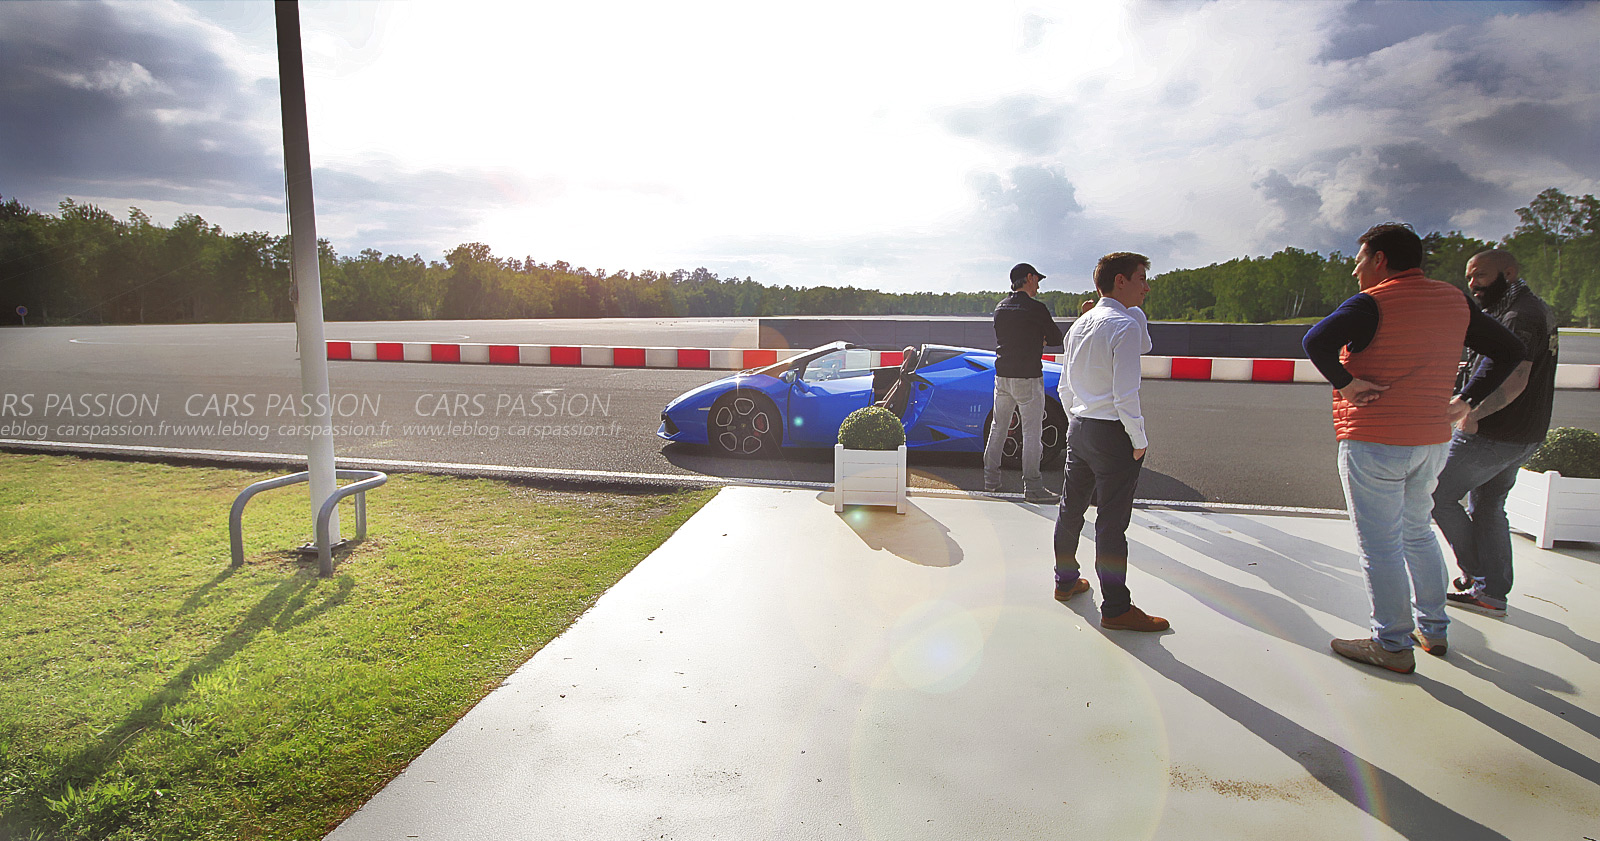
[986,398,1069,467]
[1039,399,1068,467]
[709,391,781,457]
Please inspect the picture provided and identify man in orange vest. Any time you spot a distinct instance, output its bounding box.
[1303,223,1524,674]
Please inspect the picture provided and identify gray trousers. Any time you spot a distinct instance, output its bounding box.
[982,376,1046,492]
[1053,416,1144,618]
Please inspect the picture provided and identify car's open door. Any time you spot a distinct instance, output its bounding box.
[784,347,875,446]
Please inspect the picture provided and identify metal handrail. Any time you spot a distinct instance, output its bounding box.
[229,469,388,576]
[313,470,387,576]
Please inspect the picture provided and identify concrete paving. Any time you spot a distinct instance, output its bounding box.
[325,487,1600,841]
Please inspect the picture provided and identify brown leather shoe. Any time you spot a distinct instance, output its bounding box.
[1100,605,1169,632]
[1054,578,1090,602]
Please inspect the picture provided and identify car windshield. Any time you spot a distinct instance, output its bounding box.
[742,343,857,378]
[798,348,875,383]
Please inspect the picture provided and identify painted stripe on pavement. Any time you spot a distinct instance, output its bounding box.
[0,439,1348,516]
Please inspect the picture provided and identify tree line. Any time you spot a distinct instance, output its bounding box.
[1145,188,1599,326]
[2,188,1594,327]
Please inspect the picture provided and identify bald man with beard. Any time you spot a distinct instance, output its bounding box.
[1430,249,1560,621]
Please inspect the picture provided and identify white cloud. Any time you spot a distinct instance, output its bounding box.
[52,60,166,97]
[3,0,1597,295]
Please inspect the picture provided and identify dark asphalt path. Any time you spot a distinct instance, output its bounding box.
[3,322,1597,509]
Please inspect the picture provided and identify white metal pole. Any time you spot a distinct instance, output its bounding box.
[275,0,339,564]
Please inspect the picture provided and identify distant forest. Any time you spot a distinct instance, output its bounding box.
[2,187,1596,327]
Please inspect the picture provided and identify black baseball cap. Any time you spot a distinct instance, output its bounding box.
[1010,262,1044,289]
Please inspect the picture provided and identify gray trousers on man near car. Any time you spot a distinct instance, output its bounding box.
[982,376,1046,493]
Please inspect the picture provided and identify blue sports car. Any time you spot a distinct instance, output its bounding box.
[658,342,1068,463]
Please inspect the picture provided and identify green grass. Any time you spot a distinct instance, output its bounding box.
[0,454,715,840]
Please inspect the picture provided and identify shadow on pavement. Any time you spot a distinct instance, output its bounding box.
[1127,517,1600,791]
[661,443,1208,502]
[828,497,964,568]
[1506,608,1600,666]
[1443,621,1600,741]
[1413,673,1600,786]
[1113,637,1512,841]
[1137,511,1370,641]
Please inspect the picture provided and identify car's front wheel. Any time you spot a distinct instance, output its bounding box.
[709,391,782,457]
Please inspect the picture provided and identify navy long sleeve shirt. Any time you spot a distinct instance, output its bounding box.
[1302,289,1525,406]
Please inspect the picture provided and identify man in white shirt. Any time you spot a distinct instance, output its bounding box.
[1052,252,1167,632]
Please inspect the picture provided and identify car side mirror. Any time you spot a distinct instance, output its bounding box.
[780,369,797,384]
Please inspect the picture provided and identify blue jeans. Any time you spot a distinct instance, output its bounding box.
[1337,439,1450,652]
[1430,430,1542,605]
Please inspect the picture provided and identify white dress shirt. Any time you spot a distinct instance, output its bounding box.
[1057,297,1153,449]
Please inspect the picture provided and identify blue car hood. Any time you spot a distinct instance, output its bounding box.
[666,373,770,411]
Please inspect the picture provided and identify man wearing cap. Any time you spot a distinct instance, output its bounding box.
[984,262,1064,503]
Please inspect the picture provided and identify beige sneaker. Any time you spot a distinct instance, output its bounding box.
[1411,629,1447,657]
[1331,638,1415,674]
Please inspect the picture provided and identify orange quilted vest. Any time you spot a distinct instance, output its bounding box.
[1332,269,1469,446]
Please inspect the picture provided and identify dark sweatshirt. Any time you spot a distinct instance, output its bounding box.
[993,291,1064,378]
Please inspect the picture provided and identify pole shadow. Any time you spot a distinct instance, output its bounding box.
[38,567,355,804]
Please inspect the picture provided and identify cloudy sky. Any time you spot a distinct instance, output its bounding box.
[2,1,1597,294]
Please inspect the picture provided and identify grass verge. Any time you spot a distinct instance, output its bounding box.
[0,453,715,840]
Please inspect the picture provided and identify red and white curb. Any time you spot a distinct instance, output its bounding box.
[328,341,859,370]
[326,341,1600,388]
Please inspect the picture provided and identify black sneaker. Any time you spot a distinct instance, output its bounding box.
[1446,592,1507,617]
[1411,629,1447,657]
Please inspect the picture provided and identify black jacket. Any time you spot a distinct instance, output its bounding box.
[993,291,1064,378]
[1468,281,1559,444]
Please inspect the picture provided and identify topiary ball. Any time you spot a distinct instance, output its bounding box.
[1523,427,1600,479]
[837,405,906,451]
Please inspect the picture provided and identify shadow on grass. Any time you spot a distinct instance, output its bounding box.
[176,566,237,615]
[28,561,357,824]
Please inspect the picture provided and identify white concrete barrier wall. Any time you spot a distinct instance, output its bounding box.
[1210,358,1254,381]
[1555,363,1600,390]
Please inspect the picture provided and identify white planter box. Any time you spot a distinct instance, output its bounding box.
[833,444,907,514]
[1506,468,1600,548]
